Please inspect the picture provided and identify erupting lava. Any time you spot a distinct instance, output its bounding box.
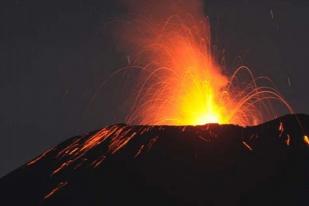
[113,0,292,126]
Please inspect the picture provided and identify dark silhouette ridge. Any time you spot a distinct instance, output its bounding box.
[0,114,308,206]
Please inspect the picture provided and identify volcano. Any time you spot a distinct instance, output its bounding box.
[0,114,308,206]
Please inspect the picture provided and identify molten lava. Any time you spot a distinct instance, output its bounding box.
[113,0,292,126]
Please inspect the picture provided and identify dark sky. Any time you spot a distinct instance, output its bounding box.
[1,0,309,177]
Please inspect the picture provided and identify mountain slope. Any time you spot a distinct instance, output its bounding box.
[0,114,308,206]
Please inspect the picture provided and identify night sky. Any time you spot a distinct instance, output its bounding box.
[1,0,309,176]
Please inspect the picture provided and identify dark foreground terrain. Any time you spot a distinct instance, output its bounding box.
[0,114,308,206]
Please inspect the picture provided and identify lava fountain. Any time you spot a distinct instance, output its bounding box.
[112,0,292,126]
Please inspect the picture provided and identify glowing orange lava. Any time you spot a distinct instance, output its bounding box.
[114,0,292,126]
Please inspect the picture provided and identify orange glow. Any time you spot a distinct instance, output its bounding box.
[304,135,309,145]
[115,0,292,126]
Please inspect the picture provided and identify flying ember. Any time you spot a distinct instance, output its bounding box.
[114,0,292,126]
